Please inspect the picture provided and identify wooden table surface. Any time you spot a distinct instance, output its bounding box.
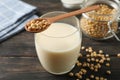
[0,0,120,80]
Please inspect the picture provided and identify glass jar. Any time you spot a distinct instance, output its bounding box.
[80,0,120,41]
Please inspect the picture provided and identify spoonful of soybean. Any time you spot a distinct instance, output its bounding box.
[25,5,100,33]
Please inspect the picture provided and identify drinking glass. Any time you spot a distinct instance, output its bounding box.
[35,11,82,75]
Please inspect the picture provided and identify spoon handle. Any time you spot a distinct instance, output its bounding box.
[48,5,99,23]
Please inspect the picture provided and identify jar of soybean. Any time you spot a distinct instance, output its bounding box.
[80,0,120,41]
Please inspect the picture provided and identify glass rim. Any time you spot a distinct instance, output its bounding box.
[37,11,80,38]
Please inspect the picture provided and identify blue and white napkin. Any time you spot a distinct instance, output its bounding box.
[0,0,38,42]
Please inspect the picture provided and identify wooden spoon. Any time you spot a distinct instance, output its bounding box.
[25,5,100,33]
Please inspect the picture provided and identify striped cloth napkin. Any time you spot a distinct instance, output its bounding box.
[0,0,38,42]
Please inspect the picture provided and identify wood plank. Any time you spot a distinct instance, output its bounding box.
[0,57,41,72]
[0,57,119,80]
[0,31,36,56]
[0,31,120,56]
[22,0,64,15]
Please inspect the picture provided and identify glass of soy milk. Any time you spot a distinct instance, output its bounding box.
[35,11,82,75]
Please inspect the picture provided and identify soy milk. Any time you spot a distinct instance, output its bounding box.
[35,22,81,74]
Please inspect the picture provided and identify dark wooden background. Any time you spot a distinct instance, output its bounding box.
[0,0,120,80]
